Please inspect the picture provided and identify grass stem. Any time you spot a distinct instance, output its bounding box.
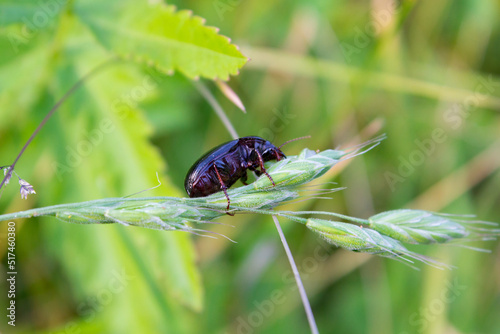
[192,80,239,140]
[272,215,319,334]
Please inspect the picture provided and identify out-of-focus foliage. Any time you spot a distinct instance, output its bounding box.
[1,0,499,333]
[0,0,246,333]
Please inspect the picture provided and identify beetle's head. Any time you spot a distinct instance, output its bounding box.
[261,142,286,162]
[261,135,311,162]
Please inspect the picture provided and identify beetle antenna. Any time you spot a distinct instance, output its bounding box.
[278,135,311,149]
[122,172,162,198]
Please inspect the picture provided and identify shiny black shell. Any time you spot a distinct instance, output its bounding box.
[184,136,285,198]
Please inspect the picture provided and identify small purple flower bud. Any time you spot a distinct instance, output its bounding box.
[19,179,36,199]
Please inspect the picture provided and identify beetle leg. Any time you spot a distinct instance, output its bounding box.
[255,150,276,187]
[241,171,249,185]
[212,163,234,216]
[275,149,282,161]
[248,166,262,176]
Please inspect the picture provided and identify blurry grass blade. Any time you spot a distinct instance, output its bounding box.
[0,40,50,119]
[0,0,64,27]
[243,46,500,110]
[215,79,246,112]
[193,80,239,139]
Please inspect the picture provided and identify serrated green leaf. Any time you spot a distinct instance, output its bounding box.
[74,0,248,80]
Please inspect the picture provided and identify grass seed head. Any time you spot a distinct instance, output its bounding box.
[368,210,472,244]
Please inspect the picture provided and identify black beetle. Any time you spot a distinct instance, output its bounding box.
[184,136,307,213]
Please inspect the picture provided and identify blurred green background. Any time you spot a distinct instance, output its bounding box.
[1,0,499,333]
